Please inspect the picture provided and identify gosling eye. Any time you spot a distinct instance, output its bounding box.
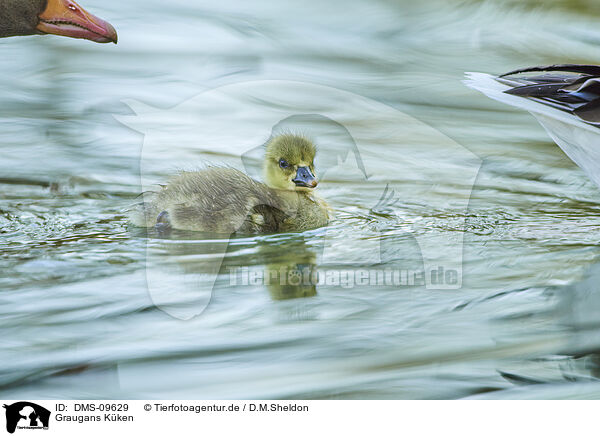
[279,158,289,169]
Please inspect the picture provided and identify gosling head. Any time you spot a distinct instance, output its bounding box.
[263,134,318,191]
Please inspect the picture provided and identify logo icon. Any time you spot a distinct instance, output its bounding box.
[3,402,50,434]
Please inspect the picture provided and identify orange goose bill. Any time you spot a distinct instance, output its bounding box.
[36,0,117,43]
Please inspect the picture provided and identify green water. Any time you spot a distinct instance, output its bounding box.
[2,0,600,399]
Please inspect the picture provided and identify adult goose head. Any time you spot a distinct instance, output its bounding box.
[0,0,117,43]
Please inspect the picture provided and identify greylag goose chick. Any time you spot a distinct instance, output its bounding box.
[130,134,331,234]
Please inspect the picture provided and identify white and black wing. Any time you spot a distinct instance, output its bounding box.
[498,64,600,125]
[464,66,600,189]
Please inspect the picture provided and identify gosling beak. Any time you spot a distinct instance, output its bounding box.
[292,166,318,188]
[37,0,118,44]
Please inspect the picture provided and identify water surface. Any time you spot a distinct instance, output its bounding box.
[2,0,600,399]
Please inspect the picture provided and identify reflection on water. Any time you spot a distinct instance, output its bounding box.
[3,0,600,399]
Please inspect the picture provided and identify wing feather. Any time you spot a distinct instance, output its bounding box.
[498,64,600,125]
